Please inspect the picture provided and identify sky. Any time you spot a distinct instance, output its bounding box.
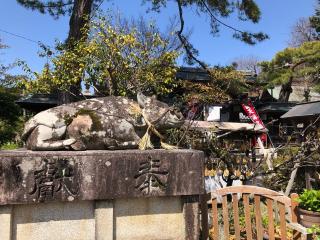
[0,0,317,75]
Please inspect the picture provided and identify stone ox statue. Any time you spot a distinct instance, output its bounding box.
[22,93,185,151]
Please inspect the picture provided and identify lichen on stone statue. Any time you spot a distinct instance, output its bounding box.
[22,93,185,151]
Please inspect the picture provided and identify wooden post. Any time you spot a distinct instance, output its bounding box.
[222,195,230,239]
[290,193,301,240]
[233,194,241,240]
[244,194,253,240]
[290,193,313,240]
[267,198,275,240]
[254,195,263,240]
[212,198,219,240]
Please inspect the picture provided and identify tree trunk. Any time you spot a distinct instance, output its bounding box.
[108,68,119,96]
[60,0,93,104]
[278,76,293,102]
[67,0,93,46]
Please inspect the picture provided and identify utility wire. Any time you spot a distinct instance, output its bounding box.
[0,1,105,47]
[0,28,41,45]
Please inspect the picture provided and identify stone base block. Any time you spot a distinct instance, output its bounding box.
[12,201,95,240]
[0,149,204,240]
[1,196,198,240]
[115,197,185,240]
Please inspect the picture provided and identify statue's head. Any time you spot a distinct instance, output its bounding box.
[137,92,185,129]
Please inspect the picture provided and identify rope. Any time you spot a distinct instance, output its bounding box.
[131,104,178,150]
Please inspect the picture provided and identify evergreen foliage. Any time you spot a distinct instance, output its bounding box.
[259,41,320,101]
[16,0,75,18]
[148,0,268,45]
[310,0,320,39]
[16,0,103,19]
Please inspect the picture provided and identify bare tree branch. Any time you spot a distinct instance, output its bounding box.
[199,0,245,34]
[175,0,209,71]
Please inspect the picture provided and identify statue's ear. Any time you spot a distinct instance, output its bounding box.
[137,92,150,108]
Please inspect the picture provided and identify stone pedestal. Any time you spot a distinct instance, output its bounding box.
[0,149,204,240]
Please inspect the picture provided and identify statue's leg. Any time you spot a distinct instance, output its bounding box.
[102,137,138,149]
[103,138,119,150]
[102,120,141,149]
[103,139,139,149]
[115,140,140,149]
[111,132,141,149]
[26,125,76,150]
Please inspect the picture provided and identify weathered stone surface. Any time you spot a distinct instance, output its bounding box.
[1,197,188,240]
[183,195,200,240]
[0,149,204,205]
[22,93,185,150]
[114,197,185,240]
[95,200,113,240]
[11,201,95,240]
[0,206,12,240]
[0,150,204,240]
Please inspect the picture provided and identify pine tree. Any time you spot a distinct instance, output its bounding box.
[260,1,320,103]
[17,0,268,48]
[310,0,320,39]
[147,0,268,68]
[16,0,103,44]
[16,0,104,102]
[17,0,268,102]
[260,41,320,102]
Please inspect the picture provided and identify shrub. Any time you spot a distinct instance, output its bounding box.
[297,189,320,212]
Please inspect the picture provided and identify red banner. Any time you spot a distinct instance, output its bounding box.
[241,100,267,142]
